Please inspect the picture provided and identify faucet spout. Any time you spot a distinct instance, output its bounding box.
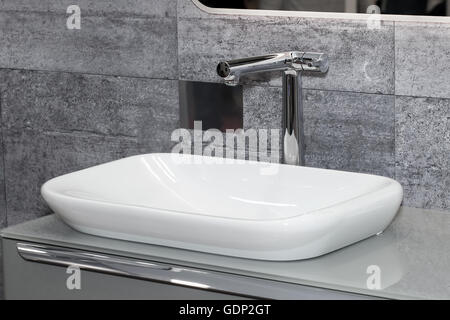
[216,51,329,166]
[217,51,328,84]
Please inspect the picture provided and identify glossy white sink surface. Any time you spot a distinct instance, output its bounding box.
[42,153,403,261]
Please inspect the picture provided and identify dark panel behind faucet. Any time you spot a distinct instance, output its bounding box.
[179,81,243,132]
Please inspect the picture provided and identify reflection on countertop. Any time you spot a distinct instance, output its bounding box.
[1,206,449,299]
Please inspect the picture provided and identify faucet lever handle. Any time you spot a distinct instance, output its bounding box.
[293,52,329,73]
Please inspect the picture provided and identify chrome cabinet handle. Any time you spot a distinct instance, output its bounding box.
[17,242,265,297]
[17,243,231,292]
[16,242,377,300]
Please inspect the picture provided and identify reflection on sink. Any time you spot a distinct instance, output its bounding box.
[41,153,403,261]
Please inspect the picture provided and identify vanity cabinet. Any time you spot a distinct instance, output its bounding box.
[2,239,245,300]
[1,234,376,300]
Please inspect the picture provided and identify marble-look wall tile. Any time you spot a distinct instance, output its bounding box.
[2,129,141,225]
[243,86,282,156]
[0,70,179,153]
[240,99,278,162]
[304,90,395,177]
[0,69,179,225]
[178,0,211,19]
[243,86,282,131]
[395,96,450,210]
[0,0,176,17]
[395,22,450,99]
[0,126,6,228]
[0,5,177,78]
[243,86,395,177]
[178,1,394,94]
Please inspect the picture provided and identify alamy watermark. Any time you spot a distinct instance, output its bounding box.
[66,5,81,30]
[66,265,81,290]
[366,265,381,290]
[171,121,281,163]
[366,5,382,30]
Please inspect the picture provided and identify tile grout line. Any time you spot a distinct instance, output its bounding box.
[1,67,448,100]
[393,21,398,185]
[0,91,8,227]
[0,8,177,20]
[175,0,182,129]
[176,0,181,83]
[0,67,179,83]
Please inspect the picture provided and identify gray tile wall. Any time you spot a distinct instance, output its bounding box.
[0,0,180,226]
[303,90,395,178]
[0,70,179,225]
[177,12,395,94]
[0,0,178,78]
[178,0,449,212]
[0,0,448,229]
[0,121,5,228]
[395,96,449,210]
[394,21,450,211]
[243,87,396,177]
[395,22,450,99]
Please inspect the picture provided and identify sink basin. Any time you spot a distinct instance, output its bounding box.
[41,153,403,261]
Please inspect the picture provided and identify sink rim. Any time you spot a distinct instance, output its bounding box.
[41,153,401,222]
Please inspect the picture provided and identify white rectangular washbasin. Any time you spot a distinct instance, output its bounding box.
[41,153,403,261]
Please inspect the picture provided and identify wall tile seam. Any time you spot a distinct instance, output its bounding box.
[175,0,181,85]
[0,67,179,83]
[245,85,397,97]
[177,77,397,96]
[393,20,397,97]
[213,82,449,100]
[393,21,397,190]
[177,14,396,27]
[0,92,8,227]
[395,92,450,99]
[2,128,140,141]
[5,73,436,99]
[0,8,177,20]
[7,66,444,99]
[394,93,450,102]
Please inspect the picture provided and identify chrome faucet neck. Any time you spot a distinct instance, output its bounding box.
[217,51,329,165]
[283,70,304,165]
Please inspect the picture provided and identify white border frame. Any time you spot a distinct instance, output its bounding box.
[192,0,450,24]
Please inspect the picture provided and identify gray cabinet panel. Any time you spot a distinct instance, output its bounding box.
[2,239,378,300]
[2,239,244,300]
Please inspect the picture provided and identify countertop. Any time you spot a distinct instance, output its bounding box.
[1,207,450,300]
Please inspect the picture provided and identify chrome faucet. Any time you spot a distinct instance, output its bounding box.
[216,51,329,166]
